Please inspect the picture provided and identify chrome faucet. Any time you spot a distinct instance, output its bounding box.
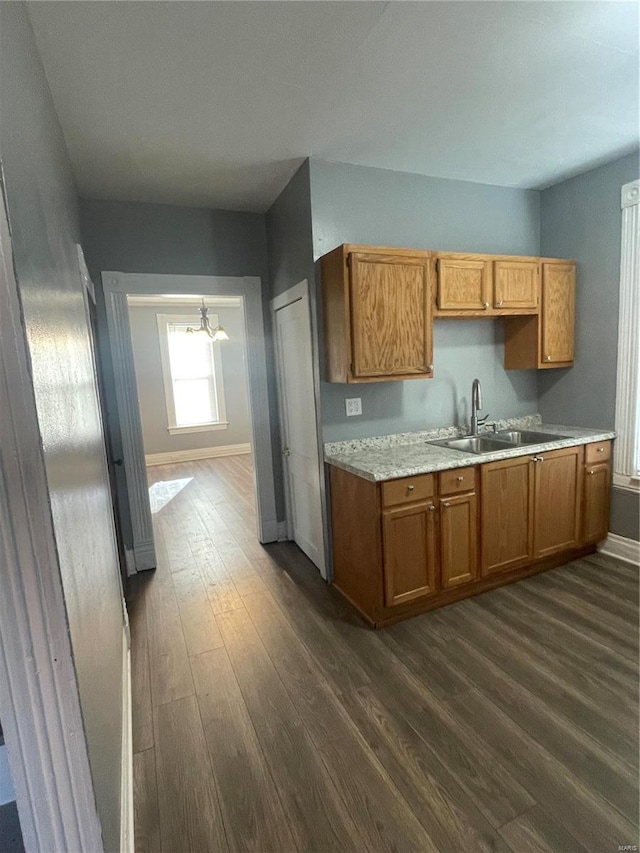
[470,378,486,436]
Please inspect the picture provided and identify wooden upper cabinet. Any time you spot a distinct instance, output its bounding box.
[541,262,575,365]
[481,456,534,576]
[504,260,576,370]
[382,501,438,607]
[533,446,582,558]
[321,245,433,383]
[494,261,539,310]
[321,244,575,380]
[437,257,492,311]
[436,254,540,316]
[350,253,432,379]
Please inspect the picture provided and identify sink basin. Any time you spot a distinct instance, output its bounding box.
[492,430,571,446]
[429,436,513,454]
[429,429,572,455]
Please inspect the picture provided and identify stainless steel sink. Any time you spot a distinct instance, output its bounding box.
[429,436,513,454]
[429,429,572,455]
[492,429,571,445]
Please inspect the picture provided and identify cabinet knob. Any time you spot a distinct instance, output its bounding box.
[456,476,464,482]
[443,501,451,508]
[427,364,434,372]
[588,469,595,475]
[532,455,544,463]
[406,484,414,492]
[428,504,436,512]
[496,300,503,307]
[483,301,490,309]
[597,447,605,453]
[545,354,552,361]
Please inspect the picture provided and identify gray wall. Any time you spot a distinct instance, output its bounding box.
[539,152,640,541]
[0,5,124,849]
[267,160,315,300]
[79,198,285,521]
[308,159,541,441]
[128,303,251,455]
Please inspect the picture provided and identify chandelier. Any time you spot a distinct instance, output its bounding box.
[186,299,229,341]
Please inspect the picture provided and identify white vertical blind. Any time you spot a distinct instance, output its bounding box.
[614,179,640,484]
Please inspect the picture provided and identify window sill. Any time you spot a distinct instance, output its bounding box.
[168,422,229,435]
[613,473,640,494]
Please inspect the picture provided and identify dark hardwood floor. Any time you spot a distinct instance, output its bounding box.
[129,455,639,853]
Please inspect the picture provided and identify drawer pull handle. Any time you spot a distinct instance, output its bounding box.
[456,476,464,482]
[598,447,605,453]
[406,484,414,492]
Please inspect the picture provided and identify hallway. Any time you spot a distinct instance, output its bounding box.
[130,457,639,853]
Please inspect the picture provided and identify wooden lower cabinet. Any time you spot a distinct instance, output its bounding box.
[583,461,611,544]
[329,440,609,628]
[533,446,582,557]
[382,502,437,606]
[481,456,534,576]
[440,492,478,588]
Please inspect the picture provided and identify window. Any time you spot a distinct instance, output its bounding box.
[157,314,228,434]
[613,179,640,491]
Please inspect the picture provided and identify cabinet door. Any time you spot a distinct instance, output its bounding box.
[494,261,539,309]
[541,263,575,365]
[350,253,432,378]
[481,457,534,575]
[583,463,611,544]
[440,493,478,589]
[533,446,581,558]
[437,257,492,311]
[382,502,437,607]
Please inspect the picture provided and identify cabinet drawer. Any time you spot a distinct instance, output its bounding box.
[382,474,435,507]
[440,466,476,495]
[585,440,611,464]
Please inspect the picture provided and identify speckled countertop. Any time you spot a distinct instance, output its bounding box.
[324,415,615,482]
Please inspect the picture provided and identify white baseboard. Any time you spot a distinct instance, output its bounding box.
[120,631,133,853]
[260,518,289,543]
[599,532,640,567]
[145,443,251,466]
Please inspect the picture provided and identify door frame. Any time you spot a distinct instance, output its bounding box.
[271,279,328,578]
[102,272,278,565]
[0,183,104,851]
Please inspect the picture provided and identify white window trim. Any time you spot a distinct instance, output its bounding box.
[613,179,640,493]
[156,313,228,434]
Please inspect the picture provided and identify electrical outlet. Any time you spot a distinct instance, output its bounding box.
[345,397,362,417]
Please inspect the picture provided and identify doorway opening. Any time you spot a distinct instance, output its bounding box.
[126,292,259,576]
[102,272,280,575]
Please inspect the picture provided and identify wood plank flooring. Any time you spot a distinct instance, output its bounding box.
[129,456,639,853]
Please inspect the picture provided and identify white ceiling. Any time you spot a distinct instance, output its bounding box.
[28,1,639,212]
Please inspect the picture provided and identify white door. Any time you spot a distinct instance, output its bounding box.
[274,291,325,576]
